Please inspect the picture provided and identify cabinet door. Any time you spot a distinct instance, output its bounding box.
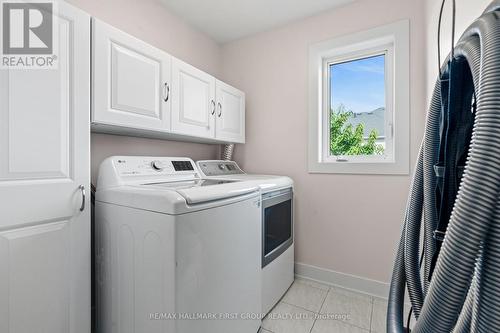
[215,80,245,143]
[92,19,171,131]
[171,58,216,138]
[0,3,90,333]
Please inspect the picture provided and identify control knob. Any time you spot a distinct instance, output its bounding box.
[151,160,165,171]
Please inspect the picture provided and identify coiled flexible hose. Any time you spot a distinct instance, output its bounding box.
[221,144,235,160]
[387,2,500,332]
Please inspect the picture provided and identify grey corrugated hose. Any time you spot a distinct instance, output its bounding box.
[221,144,235,160]
[387,1,500,332]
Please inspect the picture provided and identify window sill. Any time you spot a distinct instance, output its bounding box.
[308,159,409,175]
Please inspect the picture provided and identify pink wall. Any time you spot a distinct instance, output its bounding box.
[221,0,426,283]
[66,0,223,183]
[68,0,429,284]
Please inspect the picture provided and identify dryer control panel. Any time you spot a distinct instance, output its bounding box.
[197,160,245,177]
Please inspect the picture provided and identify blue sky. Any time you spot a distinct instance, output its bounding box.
[330,55,386,114]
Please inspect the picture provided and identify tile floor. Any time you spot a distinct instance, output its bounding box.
[259,278,411,333]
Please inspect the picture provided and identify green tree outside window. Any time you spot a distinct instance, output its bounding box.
[330,104,384,156]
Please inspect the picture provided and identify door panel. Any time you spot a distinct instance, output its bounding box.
[93,19,171,130]
[1,21,71,181]
[171,58,215,138]
[215,80,245,143]
[0,221,70,333]
[0,3,90,333]
[6,69,69,178]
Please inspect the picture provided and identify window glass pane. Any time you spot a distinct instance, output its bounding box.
[329,54,386,156]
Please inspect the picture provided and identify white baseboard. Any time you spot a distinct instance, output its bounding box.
[294,262,390,299]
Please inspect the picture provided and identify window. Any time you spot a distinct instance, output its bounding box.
[308,20,409,174]
[329,54,389,159]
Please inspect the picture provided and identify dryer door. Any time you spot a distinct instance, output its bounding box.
[262,189,293,268]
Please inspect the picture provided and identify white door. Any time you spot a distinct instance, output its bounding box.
[0,3,90,333]
[215,80,245,143]
[171,58,216,138]
[92,19,171,131]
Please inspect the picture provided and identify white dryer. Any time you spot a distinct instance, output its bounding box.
[95,156,262,333]
[197,160,294,315]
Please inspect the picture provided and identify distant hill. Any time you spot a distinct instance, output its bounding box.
[347,107,385,138]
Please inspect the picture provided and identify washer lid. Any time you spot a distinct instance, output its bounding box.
[176,182,258,204]
[96,181,260,214]
[142,179,258,204]
[144,179,237,189]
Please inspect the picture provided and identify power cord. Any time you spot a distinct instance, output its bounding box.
[437,0,456,77]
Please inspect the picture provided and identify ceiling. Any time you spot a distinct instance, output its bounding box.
[159,0,356,43]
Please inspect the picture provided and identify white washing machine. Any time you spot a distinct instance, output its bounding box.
[197,160,294,315]
[95,156,262,333]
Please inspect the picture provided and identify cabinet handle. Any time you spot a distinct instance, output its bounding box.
[217,102,222,117]
[163,82,170,102]
[211,100,216,115]
[79,185,86,212]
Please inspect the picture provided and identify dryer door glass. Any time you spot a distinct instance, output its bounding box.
[262,189,293,267]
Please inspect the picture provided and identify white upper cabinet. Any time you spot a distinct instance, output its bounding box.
[171,58,216,139]
[92,19,171,131]
[91,20,245,143]
[215,80,246,143]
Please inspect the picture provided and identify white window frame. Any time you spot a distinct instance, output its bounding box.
[308,20,410,175]
[322,47,394,164]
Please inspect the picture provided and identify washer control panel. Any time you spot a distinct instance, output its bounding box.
[172,160,195,171]
[113,157,196,177]
[151,160,168,171]
[197,160,244,176]
[98,156,202,189]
